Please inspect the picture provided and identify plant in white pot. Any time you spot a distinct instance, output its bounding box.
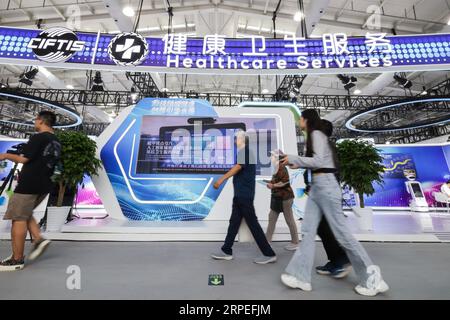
[336,139,385,231]
[46,131,102,232]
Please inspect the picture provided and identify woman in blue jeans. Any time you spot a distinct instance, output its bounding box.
[279,109,389,297]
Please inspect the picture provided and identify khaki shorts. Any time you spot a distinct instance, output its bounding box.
[3,193,48,221]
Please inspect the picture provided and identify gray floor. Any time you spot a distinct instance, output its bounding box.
[0,241,449,300]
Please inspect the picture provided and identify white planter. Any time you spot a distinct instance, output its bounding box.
[352,207,373,231]
[46,206,71,232]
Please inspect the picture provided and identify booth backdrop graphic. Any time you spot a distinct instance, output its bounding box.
[364,144,450,207]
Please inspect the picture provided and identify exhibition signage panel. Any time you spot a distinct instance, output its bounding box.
[93,98,302,221]
[0,26,449,74]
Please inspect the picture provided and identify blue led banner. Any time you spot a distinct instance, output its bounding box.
[0,26,449,74]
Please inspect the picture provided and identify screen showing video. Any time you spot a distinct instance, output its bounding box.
[136,116,278,175]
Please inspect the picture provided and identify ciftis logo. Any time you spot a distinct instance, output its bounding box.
[28,27,85,63]
[108,32,149,66]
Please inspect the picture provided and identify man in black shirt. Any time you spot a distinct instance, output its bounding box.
[0,111,60,271]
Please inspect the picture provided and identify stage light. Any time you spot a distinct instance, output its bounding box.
[66,84,74,89]
[393,74,412,89]
[420,86,428,95]
[294,11,303,22]
[353,88,361,94]
[261,88,269,94]
[122,6,135,17]
[293,78,303,93]
[0,79,8,89]
[337,74,357,90]
[130,86,138,102]
[91,71,104,91]
[19,68,39,86]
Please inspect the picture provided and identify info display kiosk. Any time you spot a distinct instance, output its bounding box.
[405,181,429,212]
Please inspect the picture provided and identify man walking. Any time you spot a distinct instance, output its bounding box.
[0,111,60,271]
[211,131,277,264]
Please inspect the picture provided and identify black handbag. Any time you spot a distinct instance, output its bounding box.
[270,195,284,213]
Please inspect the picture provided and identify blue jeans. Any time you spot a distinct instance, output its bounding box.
[285,174,379,285]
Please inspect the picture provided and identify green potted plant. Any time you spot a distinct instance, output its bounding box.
[46,130,102,231]
[336,139,385,230]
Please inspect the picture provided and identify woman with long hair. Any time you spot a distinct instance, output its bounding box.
[280,109,389,297]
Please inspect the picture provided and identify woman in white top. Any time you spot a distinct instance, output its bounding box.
[279,109,389,297]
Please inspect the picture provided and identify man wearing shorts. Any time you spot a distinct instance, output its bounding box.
[0,111,60,271]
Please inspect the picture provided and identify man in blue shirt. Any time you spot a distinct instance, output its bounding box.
[211,131,276,264]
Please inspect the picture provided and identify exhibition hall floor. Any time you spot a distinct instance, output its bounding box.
[14,209,450,242]
[0,241,449,300]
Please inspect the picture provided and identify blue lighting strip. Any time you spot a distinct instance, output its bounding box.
[345,97,450,133]
[0,91,82,128]
[0,26,449,72]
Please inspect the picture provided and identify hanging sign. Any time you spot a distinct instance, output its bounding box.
[0,26,449,74]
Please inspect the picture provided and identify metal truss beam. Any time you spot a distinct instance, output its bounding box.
[389,124,450,144]
[3,86,449,143]
[10,87,406,111]
[125,72,161,96]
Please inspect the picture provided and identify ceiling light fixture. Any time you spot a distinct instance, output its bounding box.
[19,67,39,86]
[122,6,135,17]
[294,11,303,22]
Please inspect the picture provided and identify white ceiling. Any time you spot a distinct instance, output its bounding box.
[0,0,449,100]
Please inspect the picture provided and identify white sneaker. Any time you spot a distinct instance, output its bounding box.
[281,273,312,291]
[254,255,277,264]
[284,243,299,251]
[28,239,51,261]
[211,251,233,261]
[355,280,389,297]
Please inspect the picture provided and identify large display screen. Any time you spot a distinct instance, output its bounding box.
[135,116,277,176]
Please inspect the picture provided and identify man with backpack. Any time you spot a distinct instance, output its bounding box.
[0,111,61,271]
